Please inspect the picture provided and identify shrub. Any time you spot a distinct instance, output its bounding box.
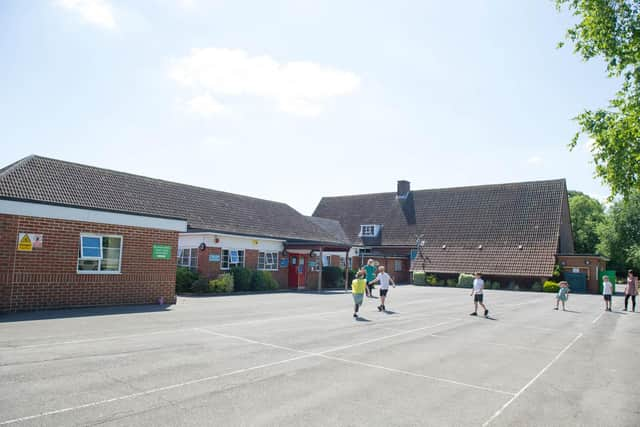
[531,281,542,292]
[458,273,474,288]
[322,266,344,288]
[543,281,559,293]
[231,266,252,292]
[491,281,501,290]
[191,278,209,293]
[446,279,457,287]
[413,271,426,285]
[436,279,445,286]
[176,267,198,292]
[426,274,438,286]
[209,274,234,293]
[251,270,279,291]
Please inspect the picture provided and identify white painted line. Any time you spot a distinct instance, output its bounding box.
[592,311,606,324]
[481,333,583,427]
[0,353,315,426]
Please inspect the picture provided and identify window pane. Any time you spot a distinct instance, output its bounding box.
[230,250,239,264]
[100,259,120,271]
[103,236,121,249]
[78,259,99,271]
[81,236,101,258]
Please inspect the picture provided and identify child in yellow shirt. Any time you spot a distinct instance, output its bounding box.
[352,269,367,318]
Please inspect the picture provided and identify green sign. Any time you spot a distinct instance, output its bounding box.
[152,244,172,260]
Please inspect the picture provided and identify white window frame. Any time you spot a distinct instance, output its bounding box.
[221,248,245,270]
[394,259,403,272]
[77,234,123,275]
[178,248,198,269]
[359,224,380,237]
[258,251,279,271]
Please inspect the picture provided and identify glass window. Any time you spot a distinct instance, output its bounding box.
[394,260,403,272]
[178,248,198,269]
[258,251,278,270]
[222,249,245,270]
[359,225,380,237]
[78,235,122,274]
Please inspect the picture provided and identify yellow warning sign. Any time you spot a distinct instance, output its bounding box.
[17,233,33,251]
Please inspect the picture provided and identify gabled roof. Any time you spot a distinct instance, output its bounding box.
[0,155,347,245]
[306,216,351,245]
[313,179,571,277]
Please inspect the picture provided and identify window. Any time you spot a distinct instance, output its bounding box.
[178,248,198,269]
[394,260,403,272]
[222,249,245,270]
[258,251,278,270]
[359,224,382,237]
[322,254,331,266]
[77,234,122,274]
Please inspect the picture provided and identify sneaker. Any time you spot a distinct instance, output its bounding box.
[484,309,489,317]
[624,308,627,311]
[353,313,357,318]
[469,312,478,316]
[554,307,558,310]
[377,305,382,311]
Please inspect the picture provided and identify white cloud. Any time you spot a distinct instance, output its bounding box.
[56,0,116,30]
[169,48,361,117]
[527,155,542,165]
[185,94,227,118]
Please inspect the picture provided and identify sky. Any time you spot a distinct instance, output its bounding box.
[0,0,619,215]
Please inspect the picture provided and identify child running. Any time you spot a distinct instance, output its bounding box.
[603,275,613,311]
[363,259,377,297]
[351,269,367,318]
[368,266,395,312]
[554,281,570,311]
[470,272,489,317]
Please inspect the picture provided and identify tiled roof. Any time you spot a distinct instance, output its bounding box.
[313,179,571,277]
[306,216,351,245]
[0,155,347,245]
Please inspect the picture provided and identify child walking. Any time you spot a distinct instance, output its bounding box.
[363,259,377,297]
[368,266,395,312]
[351,269,367,318]
[624,270,637,312]
[603,275,613,311]
[470,272,489,317]
[554,281,570,311]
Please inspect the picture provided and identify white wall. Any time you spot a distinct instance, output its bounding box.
[179,232,284,252]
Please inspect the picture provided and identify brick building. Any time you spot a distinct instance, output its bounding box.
[0,156,349,311]
[313,179,581,287]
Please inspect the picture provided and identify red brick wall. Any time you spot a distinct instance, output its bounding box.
[0,214,178,312]
[351,250,411,283]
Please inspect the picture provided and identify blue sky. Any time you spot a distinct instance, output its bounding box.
[0,0,618,214]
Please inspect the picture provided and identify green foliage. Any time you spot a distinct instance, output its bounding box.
[543,281,560,293]
[412,271,426,285]
[251,270,279,291]
[458,273,474,288]
[426,274,438,286]
[556,0,640,198]
[596,192,640,273]
[491,281,501,290]
[531,281,543,292]
[176,267,198,292]
[231,266,252,291]
[446,279,458,287]
[208,274,234,293]
[568,191,605,254]
[191,278,209,293]
[322,266,345,288]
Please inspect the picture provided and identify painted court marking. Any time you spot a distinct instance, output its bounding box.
[481,332,583,427]
[592,311,605,324]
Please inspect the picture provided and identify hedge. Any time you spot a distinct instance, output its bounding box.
[413,272,426,285]
[458,273,474,288]
[176,267,199,292]
[209,274,234,293]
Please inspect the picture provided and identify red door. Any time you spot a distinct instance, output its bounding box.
[288,255,306,288]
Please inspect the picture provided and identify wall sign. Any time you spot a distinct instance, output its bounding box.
[152,244,172,259]
[17,233,43,251]
[209,254,221,262]
[308,261,317,268]
[279,258,289,268]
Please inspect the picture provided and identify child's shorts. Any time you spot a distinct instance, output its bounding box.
[603,294,612,301]
[557,294,568,302]
[474,294,484,303]
[353,293,364,305]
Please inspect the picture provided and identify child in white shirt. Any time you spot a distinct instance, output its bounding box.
[602,275,613,312]
[470,272,489,318]
[368,266,395,312]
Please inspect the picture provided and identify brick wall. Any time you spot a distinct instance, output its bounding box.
[0,214,178,312]
[351,250,411,283]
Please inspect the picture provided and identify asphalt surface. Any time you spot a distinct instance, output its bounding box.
[1,286,638,427]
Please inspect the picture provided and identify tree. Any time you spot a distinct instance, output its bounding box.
[568,191,605,253]
[556,0,640,199]
[596,191,640,272]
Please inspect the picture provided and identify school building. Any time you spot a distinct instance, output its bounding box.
[0,156,349,312]
[313,179,606,293]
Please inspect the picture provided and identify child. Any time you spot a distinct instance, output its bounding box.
[602,275,613,311]
[624,270,637,312]
[470,272,489,317]
[554,281,570,311]
[351,269,367,318]
[363,259,377,297]
[368,265,395,312]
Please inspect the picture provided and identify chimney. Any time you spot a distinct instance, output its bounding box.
[397,180,410,197]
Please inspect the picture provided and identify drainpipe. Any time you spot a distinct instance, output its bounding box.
[318,247,323,291]
[345,249,349,293]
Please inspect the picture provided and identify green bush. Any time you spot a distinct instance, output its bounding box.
[322,266,344,288]
[191,278,209,293]
[446,279,457,287]
[413,271,426,285]
[176,267,199,292]
[251,270,279,291]
[458,273,474,288]
[231,266,252,291]
[543,281,559,293]
[531,281,543,292]
[209,274,234,293]
[436,279,445,286]
[491,281,501,290]
[426,274,438,286]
